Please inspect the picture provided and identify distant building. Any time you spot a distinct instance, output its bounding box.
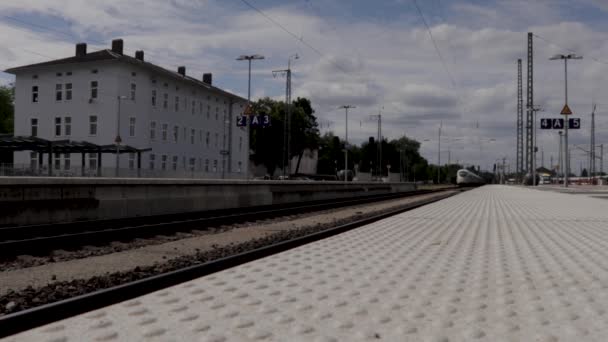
[5,39,248,178]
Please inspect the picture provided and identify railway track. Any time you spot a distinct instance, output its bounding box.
[0,188,465,337]
[0,188,451,258]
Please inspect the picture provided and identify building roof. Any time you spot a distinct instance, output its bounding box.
[4,46,246,103]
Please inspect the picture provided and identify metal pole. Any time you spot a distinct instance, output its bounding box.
[601,144,604,176]
[247,59,251,179]
[345,106,348,183]
[437,123,441,184]
[533,109,537,185]
[115,97,122,177]
[564,58,569,187]
[559,131,563,183]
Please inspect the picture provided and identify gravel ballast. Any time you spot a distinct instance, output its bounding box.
[0,191,456,316]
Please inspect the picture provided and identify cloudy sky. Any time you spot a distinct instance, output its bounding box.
[1,0,608,173]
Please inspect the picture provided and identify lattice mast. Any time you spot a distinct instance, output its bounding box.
[525,33,534,176]
[517,59,524,180]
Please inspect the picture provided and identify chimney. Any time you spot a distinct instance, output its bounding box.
[75,43,87,57]
[203,73,212,85]
[178,66,186,76]
[111,39,124,55]
[135,50,144,61]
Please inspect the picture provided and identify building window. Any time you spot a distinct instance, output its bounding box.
[189,158,195,171]
[129,117,136,137]
[88,153,97,170]
[223,134,226,148]
[222,159,225,173]
[130,83,136,101]
[90,81,98,99]
[89,116,97,136]
[32,86,39,102]
[149,154,156,170]
[199,101,203,115]
[55,117,62,136]
[162,123,168,141]
[31,118,38,137]
[173,125,178,142]
[54,153,61,170]
[91,69,98,74]
[215,107,219,120]
[65,83,72,101]
[238,161,242,173]
[163,93,168,109]
[128,153,135,170]
[206,132,210,147]
[190,129,195,144]
[205,159,209,172]
[239,137,243,151]
[191,100,195,115]
[55,84,63,101]
[213,159,218,173]
[151,90,156,106]
[183,127,186,142]
[64,117,71,137]
[175,96,179,111]
[64,153,71,170]
[161,155,167,170]
[150,121,156,140]
[207,105,210,119]
[215,133,218,148]
[172,156,178,171]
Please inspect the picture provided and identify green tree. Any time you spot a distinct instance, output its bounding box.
[249,97,320,176]
[0,85,14,134]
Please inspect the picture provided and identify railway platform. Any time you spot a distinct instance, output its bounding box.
[6,185,608,341]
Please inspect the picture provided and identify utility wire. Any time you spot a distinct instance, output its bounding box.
[411,0,457,88]
[533,33,608,66]
[238,0,351,74]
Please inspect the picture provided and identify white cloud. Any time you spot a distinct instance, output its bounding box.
[0,1,607,172]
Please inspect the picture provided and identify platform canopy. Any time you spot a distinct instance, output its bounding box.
[0,135,150,154]
[0,135,151,176]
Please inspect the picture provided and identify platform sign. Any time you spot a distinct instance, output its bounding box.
[568,118,580,129]
[237,114,270,127]
[236,115,247,127]
[552,118,564,129]
[540,118,580,129]
[249,115,271,128]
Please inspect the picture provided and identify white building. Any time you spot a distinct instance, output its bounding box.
[5,39,248,178]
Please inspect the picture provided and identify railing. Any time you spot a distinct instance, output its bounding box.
[0,164,246,180]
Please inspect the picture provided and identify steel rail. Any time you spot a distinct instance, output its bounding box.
[0,189,447,257]
[0,189,463,338]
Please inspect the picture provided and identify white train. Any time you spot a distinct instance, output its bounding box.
[456,169,485,186]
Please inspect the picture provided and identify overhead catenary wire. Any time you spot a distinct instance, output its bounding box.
[532,33,608,66]
[238,0,352,75]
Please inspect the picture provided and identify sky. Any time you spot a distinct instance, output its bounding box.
[1,0,608,173]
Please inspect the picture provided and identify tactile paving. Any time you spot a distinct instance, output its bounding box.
[6,185,608,341]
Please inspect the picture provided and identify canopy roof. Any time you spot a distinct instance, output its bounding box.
[0,135,151,154]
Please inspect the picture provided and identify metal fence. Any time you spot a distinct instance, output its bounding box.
[0,163,247,180]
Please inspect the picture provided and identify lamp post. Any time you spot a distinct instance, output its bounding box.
[550,53,582,187]
[115,95,128,177]
[558,131,563,183]
[339,105,355,182]
[237,54,265,179]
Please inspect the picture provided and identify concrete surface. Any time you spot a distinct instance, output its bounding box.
[0,177,416,225]
[8,185,608,341]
